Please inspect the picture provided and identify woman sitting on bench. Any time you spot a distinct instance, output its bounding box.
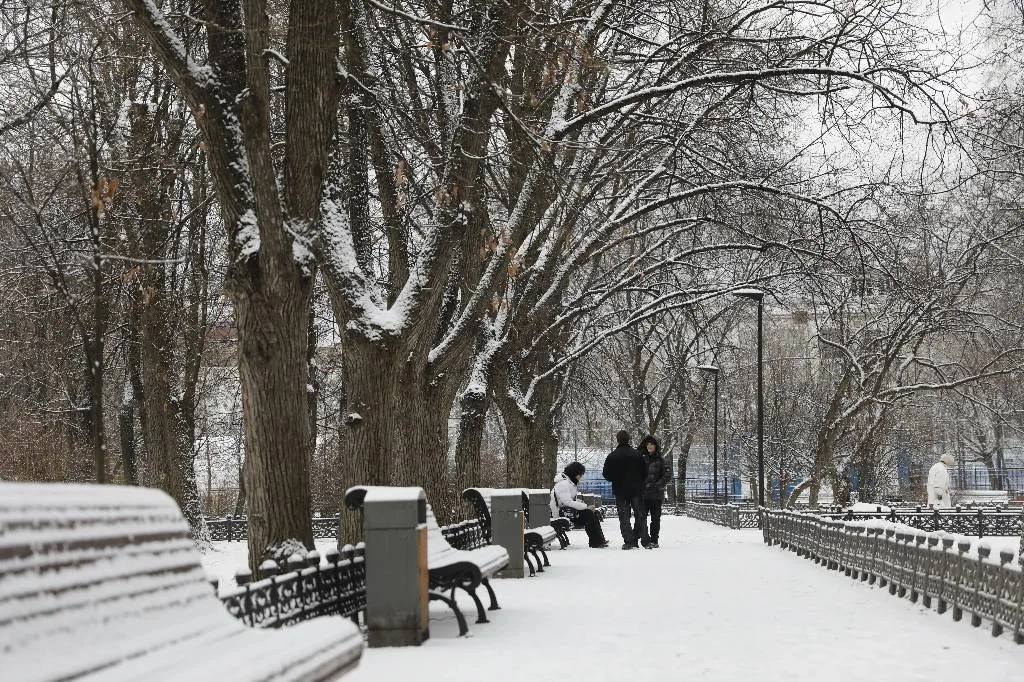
[551,462,608,548]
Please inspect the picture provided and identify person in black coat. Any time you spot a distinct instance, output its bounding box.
[602,430,651,549]
[634,434,671,548]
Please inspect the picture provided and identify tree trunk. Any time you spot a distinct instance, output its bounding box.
[118,392,139,486]
[454,385,489,494]
[238,285,315,569]
[677,453,688,505]
[233,455,247,517]
[120,102,207,543]
[136,307,207,542]
[87,339,106,483]
[340,336,460,526]
[502,406,530,487]
[994,418,1006,491]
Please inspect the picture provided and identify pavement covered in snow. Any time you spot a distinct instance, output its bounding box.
[203,516,1024,681]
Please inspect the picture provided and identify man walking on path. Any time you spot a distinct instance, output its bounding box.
[603,430,651,550]
[635,434,670,548]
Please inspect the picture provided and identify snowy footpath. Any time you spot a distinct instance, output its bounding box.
[203,516,1024,681]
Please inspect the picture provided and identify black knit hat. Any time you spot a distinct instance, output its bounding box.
[563,462,585,481]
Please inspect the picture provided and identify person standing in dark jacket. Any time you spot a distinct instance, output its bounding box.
[602,430,651,549]
[634,434,670,548]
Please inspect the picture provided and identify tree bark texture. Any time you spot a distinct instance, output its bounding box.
[121,102,207,543]
[124,0,340,570]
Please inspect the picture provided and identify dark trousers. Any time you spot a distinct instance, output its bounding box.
[635,498,663,542]
[578,508,607,547]
[615,494,650,545]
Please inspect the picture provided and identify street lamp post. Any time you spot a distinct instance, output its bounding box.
[733,288,765,508]
[696,365,720,503]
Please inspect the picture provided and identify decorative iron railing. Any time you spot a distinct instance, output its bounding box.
[206,516,340,542]
[217,544,366,628]
[441,517,488,550]
[684,502,761,529]
[815,507,1024,537]
[763,510,1024,643]
[213,511,492,629]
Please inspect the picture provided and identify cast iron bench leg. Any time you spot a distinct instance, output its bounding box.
[524,549,537,577]
[482,578,500,610]
[429,591,468,636]
[531,546,544,572]
[457,584,489,624]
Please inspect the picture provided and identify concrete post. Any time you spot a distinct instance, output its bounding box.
[491,490,525,579]
[360,486,429,647]
[526,489,552,527]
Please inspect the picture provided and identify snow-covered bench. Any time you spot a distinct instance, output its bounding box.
[344,487,508,637]
[462,487,563,577]
[0,482,363,682]
[522,487,572,550]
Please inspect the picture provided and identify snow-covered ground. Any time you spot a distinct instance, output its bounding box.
[202,516,1024,680]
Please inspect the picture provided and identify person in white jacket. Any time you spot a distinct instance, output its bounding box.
[927,454,955,508]
[550,462,609,548]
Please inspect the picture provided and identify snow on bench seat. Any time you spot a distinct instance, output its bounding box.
[424,506,508,577]
[464,486,556,539]
[462,487,559,575]
[343,486,508,637]
[0,482,363,682]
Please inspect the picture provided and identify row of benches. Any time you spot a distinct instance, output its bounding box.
[1,481,585,681]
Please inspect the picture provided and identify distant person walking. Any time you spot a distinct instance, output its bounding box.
[635,435,670,548]
[602,430,651,550]
[550,462,608,548]
[927,454,955,508]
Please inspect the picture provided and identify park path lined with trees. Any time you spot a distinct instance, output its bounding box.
[6,1,1024,575]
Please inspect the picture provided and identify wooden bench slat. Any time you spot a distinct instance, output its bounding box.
[82,610,363,682]
[1,482,363,681]
[2,558,209,625]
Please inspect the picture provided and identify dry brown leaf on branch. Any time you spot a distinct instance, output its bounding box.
[395,158,408,187]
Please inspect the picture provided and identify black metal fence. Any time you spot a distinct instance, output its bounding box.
[683,502,761,529]
[215,515,492,629]
[762,510,1024,643]
[217,544,366,628]
[816,507,1024,538]
[441,518,488,550]
[206,516,339,542]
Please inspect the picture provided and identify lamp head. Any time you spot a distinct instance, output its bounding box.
[695,364,720,373]
[732,287,765,301]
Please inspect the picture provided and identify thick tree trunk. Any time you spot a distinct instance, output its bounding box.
[539,425,559,488]
[502,404,530,487]
[238,286,315,569]
[340,336,460,530]
[454,385,489,494]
